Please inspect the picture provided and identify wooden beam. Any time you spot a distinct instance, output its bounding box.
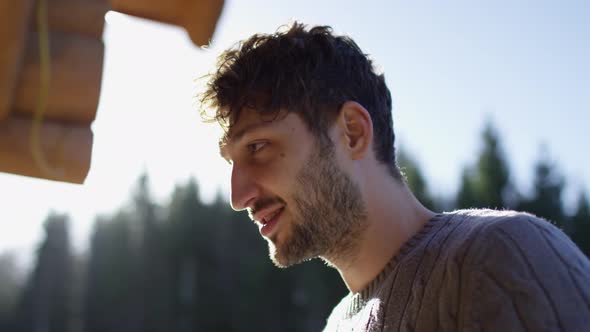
[47,0,110,39]
[0,0,35,121]
[0,114,93,184]
[13,31,104,125]
[110,0,225,46]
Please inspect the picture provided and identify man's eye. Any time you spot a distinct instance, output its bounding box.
[247,142,267,154]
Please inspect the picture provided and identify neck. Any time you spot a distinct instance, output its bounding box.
[324,168,435,293]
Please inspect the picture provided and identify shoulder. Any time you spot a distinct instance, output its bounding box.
[448,209,587,268]
[440,208,590,276]
[449,209,590,330]
[443,208,549,233]
[422,209,550,265]
[438,209,576,253]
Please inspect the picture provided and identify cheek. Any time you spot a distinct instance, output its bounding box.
[267,155,306,200]
[261,136,314,197]
[270,148,299,176]
[246,156,291,198]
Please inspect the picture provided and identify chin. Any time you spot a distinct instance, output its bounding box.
[268,239,316,268]
[268,241,291,268]
[270,254,291,269]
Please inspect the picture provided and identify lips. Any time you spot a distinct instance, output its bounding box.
[262,208,281,224]
[257,207,284,237]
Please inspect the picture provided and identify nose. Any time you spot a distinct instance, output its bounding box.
[230,163,259,211]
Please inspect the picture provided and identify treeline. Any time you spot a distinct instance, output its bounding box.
[0,122,588,332]
[0,176,345,332]
[401,123,590,251]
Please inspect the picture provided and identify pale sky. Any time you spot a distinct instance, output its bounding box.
[2,0,589,269]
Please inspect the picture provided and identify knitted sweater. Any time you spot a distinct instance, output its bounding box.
[323,209,590,331]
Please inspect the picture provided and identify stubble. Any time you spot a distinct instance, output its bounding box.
[270,142,368,268]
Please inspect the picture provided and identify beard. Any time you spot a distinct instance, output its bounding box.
[268,141,368,268]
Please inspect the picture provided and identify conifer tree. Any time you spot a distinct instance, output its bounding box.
[84,213,135,332]
[0,252,22,331]
[14,213,72,332]
[456,122,513,209]
[518,150,566,228]
[571,192,590,256]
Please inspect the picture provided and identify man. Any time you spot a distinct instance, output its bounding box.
[199,22,590,331]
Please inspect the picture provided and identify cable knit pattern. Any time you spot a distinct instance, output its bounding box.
[323,209,590,332]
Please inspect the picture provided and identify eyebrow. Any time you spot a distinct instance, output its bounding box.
[218,122,272,160]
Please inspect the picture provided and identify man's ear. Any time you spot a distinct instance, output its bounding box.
[335,101,373,160]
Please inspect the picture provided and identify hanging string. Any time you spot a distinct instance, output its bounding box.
[30,0,64,179]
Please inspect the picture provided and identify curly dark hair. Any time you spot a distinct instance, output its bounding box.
[199,21,401,179]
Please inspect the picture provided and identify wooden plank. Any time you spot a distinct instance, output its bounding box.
[0,0,35,121]
[109,0,225,46]
[0,114,93,184]
[46,0,110,39]
[183,0,225,46]
[13,31,104,125]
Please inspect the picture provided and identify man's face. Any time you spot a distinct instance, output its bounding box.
[220,109,367,267]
